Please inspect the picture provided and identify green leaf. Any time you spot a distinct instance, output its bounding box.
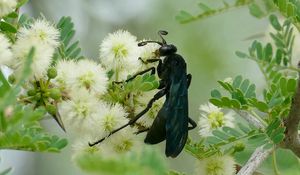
[222,127,242,137]
[217,81,233,91]
[255,42,263,60]
[16,0,29,8]
[209,98,223,107]
[198,3,211,12]
[140,82,154,91]
[0,71,11,98]
[240,79,250,93]
[245,84,256,98]
[275,49,283,64]
[6,12,18,18]
[287,78,296,92]
[235,51,248,58]
[237,123,251,133]
[269,14,282,30]
[206,136,223,145]
[233,75,243,88]
[249,3,265,18]
[264,43,273,62]
[211,89,221,98]
[212,130,231,140]
[0,21,17,33]
[272,133,285,144]
[175,11,194,23]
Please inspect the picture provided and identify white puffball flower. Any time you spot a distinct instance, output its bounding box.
[11,19,60,79]
[99,30,140,81]
[58,88,101,135]
[69,59,108,95]
[12,39,55,79]
[72,136,102,157]
[195,155,236,175]
[0,0,17,18]
[136,91,165,128]
[198,103,234,137]
[105,127,139,155]
[0,33,13,66]
[54,60,77,91]
[18,18,60,48]
[92,103,129,135]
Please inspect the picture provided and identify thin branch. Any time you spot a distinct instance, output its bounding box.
[283,62,300,157]
[237,146,273,175]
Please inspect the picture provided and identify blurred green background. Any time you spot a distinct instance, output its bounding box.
[0,0,279,174]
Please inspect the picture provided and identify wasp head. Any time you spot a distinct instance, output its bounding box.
[138,30,177,56]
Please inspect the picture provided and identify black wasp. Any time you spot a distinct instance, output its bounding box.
[89,30,197,158]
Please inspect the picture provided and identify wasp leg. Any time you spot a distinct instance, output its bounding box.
[139,57,161,64]
[188,117,197,130]
[187,74,192,88]
[136,128,150,135]
[89,88,166,146]
[113,67,156,84]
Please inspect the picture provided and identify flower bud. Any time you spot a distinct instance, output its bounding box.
[49,88,61,100]
[27,89,36,96]
[47,67,57,79]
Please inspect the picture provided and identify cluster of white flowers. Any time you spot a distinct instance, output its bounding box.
[198,102,234,137]
[0,0,17,18]
[55,30,162,157]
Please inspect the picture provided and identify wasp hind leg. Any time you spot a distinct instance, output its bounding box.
[188,117,197,130]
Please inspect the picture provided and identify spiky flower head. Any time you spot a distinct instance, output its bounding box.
[90,103,129,136]
[99,30,140,81]
[198,103,234,137]
[18,18,60,48]
[0,0,17,18]
[11,18,60,79]
[58,88,101,135]
[54,60,77,91]
[0,33,13,66]
[68,59,108,95]
[195,155,236,175]
[105,127,139,155]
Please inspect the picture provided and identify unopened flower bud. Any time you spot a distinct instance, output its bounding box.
[47,67,57,79]
[27,89,36,96]
[49,88,61,100]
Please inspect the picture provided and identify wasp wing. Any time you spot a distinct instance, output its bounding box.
[165,73,189,157]
[144,105,167,144]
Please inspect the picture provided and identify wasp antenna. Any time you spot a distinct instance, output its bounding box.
[138,41,163,46]
[158,30,168,44]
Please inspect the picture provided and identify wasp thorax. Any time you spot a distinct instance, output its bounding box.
[159,44,177,56]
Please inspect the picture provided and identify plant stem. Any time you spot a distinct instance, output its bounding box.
[283,61,300,157]
[237,146,273,175]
